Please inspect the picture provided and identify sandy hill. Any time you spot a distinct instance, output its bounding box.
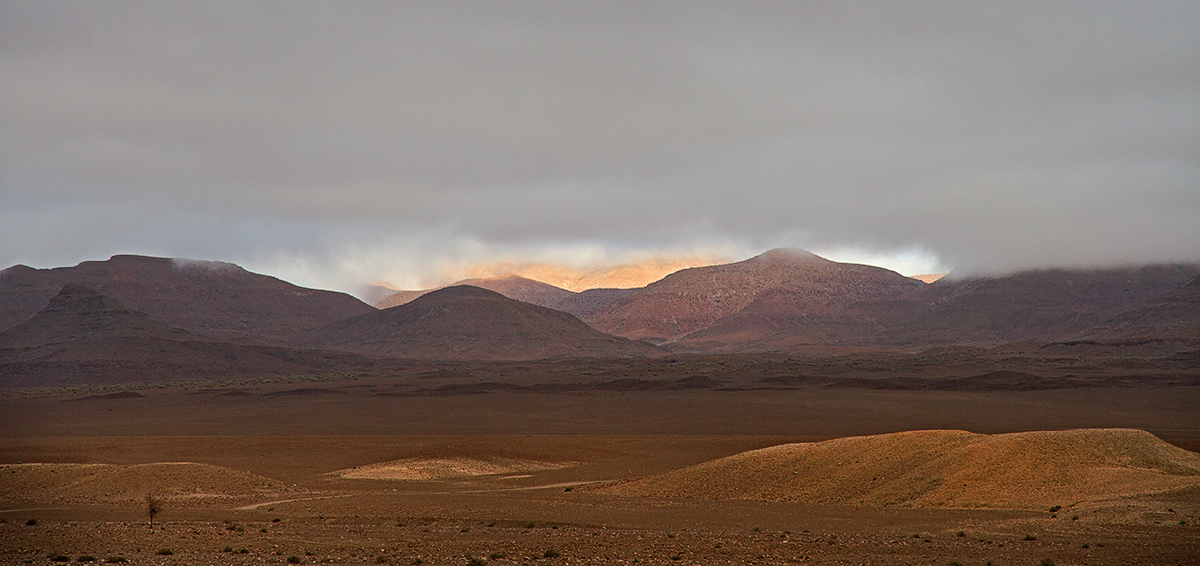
[0,284,318,386]
[587,248,925,344]
[599,429,1200,510]
[376,274,576,310]
[0,462,296,508]
[875,265,1200,348]
[304,285,663,360]
[0,255,375,344]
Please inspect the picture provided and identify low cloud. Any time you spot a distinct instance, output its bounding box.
[2,2,1197,292]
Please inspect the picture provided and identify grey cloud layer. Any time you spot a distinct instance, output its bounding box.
[2,1,1197,288]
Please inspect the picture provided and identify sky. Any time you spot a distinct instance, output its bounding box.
[2,1,1198,294]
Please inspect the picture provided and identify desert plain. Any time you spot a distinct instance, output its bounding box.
[2,350,1199,566]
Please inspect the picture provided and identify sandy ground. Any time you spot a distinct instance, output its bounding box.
[1,373,1199,565]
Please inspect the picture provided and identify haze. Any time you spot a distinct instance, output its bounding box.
[2,1,1198,293]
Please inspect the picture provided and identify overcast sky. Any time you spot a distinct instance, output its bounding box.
[2,1,1198,293]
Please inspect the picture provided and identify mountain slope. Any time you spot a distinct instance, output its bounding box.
[306,285,663,360]
[0,255,375,343]
[0,285,316,386]
[876,265,1200,347]
[1075,275,1200,344]
[587,248,926,344]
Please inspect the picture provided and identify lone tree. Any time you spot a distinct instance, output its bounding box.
[145,493,161,527]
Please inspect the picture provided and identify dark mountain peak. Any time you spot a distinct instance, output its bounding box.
[422,284,507,301]
[43,284,141,316]
[0,285,172,350]
[749,248,830,265]
[306,284,661,360]
[56,282,99,296]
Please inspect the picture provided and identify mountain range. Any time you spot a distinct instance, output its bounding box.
[2,250,1198,385]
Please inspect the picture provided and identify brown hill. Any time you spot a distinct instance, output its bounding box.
[1077,275,1200,342]
[376,274,576,310]
[599,429,1200,510]
[588,248,925,345]
[305,285,664,360]
[876,265,1200,348]
[0,284,318,386]
[0,255,375,343]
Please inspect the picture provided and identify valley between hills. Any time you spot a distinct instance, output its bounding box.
[1,249,1198,565]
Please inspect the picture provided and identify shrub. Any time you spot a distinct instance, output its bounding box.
[103,557,127,564]
[1023,534,1037,541]
[145,494,161,527]
[1048,505,1062,513]
[543,549,560,558]
[26,519,37,526]
[287,556,301,564]
[1039,559,1056,566]
[273,518,281,523]
[156,548,173,556]
[466,557,486,566]
[375,555,389,564]
[76,556,97,563]
[48,554,70,562]
[223,546,233,552]
[488,552,507,559]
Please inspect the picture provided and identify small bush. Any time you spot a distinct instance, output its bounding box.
[48,554,70,562]
[956,530,965,537]
[76,556,97,563]
[1048,505,1062,513]
[1023,534,1037,541]
[1039,559,1056,566]
[488,552,506,559]
[543,549,560,559]
[260,528,268,533]
[239,548,250,554]
[466,557,486,566]
[375,555,389,564]
[103,557,127,564]
[287,556,301,564]
[145,494,161,527]
[156,548,174,556]
[26,519,37,526]
[273,517,281,522]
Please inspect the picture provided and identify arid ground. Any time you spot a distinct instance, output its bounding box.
[2,355,1199,566]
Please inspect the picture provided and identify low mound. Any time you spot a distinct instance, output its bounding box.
[599,429,1200,510]
[0,462,295,507]
[330,458,576,481]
